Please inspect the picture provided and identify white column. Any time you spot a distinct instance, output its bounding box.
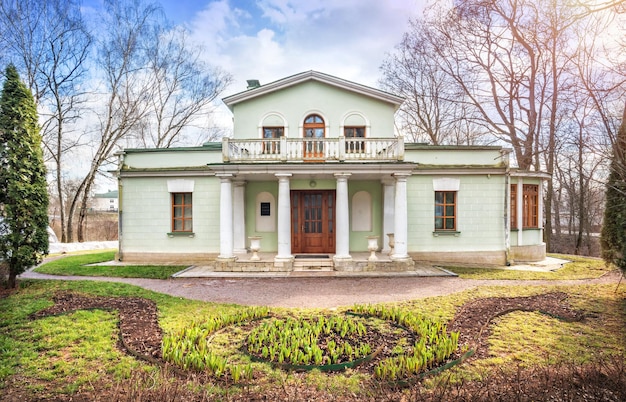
[382,178,395,254]
[334,173,352,260]
[217,174,234,259]
[275,173,293,260]
[391,173,410,261]
[233,181,246,254]
[538,178,544,242]
[516,178,523,246]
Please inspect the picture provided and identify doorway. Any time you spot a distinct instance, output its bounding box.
[291,190,335,254]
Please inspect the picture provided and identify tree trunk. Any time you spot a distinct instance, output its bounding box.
[575,129,585,255]
[7,269,17,289]
[76,170,97,242]
[66,178,87,243]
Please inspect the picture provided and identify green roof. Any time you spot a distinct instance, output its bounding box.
[94,190,118,199]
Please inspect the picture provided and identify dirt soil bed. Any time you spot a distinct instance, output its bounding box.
[29,291,587,379]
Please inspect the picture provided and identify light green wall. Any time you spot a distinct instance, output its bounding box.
[245,181,278,251]
[120,176,220,253]
[407,175,506,252]
[243,179,382,253]
[123,148,222,169]
[231,81,397,139]
[404,147,506,166]
[348,181,383,252]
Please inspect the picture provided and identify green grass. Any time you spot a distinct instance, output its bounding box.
[34,251,187,279]
[444,254,612,280]
[2,255,625,399]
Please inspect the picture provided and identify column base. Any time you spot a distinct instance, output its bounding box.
[274,256,294,271]
[333,255,354,271]
[390,254,412,262]
[216,256,238,262]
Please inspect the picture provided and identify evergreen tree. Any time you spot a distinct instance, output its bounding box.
[0,65,49,288]
[601,106,626,275]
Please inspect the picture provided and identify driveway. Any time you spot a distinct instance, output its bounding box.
[19,269,622,309]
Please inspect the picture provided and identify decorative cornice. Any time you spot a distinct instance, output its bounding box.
[222,70,404,111]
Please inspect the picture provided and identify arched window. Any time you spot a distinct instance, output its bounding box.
[303,114,325,159]
[303,114,325,138]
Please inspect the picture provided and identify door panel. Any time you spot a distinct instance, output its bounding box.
[291,190,335,254]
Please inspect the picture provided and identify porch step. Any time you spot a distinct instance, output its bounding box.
[293,258,334,271]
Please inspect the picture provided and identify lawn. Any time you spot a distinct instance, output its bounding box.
[1,254,625,400]
[34,251,187,279]
[443,254,612,280]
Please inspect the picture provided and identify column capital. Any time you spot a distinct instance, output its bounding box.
[334,172,352,180]
[275,173,292,180]
[216,172,235,181]
[392,172,411,181]
[233,180,247,186]
[381,177,395,186]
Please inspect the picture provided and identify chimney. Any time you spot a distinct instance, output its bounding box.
[246,79,261,89]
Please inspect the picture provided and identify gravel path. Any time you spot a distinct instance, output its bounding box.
[19,269,622,308]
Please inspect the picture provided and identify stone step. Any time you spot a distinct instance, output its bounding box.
[293,259,334,271]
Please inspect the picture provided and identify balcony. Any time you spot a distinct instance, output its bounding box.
[222,137,404,163]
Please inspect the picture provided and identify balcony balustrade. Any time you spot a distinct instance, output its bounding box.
[222,136,404,162]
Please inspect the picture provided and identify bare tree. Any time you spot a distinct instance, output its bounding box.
[380,19,485,145]
[0,0,93,243]
[64,0,231,241]
[38,2,92,243]
[386,0,626,253]
[66,0,158,242]
[0,0,49,101]
[135,27,232,148]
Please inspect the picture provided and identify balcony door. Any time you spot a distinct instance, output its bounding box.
[303,114,325,160]
[291,190,335,254]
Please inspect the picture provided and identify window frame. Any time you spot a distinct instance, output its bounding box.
[510,183,540,229]
[171,192,193,233]
[344,126,365,153]
[303,114,325,158]
[434,190,456,231]
[262,126,284,154]
[510,184,517,229]
[522,184,539,228]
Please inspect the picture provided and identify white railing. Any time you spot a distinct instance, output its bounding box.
[223,137,404,162]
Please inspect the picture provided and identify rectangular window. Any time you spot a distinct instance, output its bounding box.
[434,191,456,231]
[263,127,283,154]
[344,127,365,153]
[172,192,192,232]
[522,184,538,228]
[510,184,517,229]
[510,184,539,229]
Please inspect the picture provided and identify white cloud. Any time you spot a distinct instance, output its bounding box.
[188,0,426,95]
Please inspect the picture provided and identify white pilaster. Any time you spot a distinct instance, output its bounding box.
[334,173,352,260]
[538,178,544,242]
[217,174,235,259]
[275,173,293,260]
[233,181,246,254]
[382,178,395,254]
[517,178,523,246]
[391,173,411,261]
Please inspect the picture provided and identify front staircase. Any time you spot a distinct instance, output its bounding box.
[292,257,334,272]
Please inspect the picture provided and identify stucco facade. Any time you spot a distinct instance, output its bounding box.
[115,71,548,271]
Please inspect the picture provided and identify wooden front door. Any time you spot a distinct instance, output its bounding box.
[291,190,335,254]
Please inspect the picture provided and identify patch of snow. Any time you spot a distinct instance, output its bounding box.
[49,241,118,254]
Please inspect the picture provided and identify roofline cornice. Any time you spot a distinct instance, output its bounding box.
[222,70,404,110]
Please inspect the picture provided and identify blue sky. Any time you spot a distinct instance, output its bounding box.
[153,0,427,94]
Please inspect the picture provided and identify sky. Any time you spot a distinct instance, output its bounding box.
[81,0,428,191]
[157,0,427,95]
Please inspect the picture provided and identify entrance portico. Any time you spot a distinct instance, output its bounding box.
[211,163,415,272]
